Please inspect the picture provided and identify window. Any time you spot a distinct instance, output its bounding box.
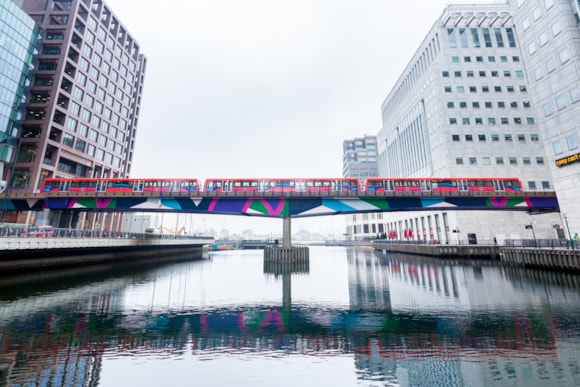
[506,29,516,48]
[528,42,537,55]
[543,102,554,116]
[552,140,563,154]
[559,48,570,63]
[478,134,486,141]
[475,117,483,125]
[532,7,542,21]
[457,86,465,93]
[488,117,496,125]
[450,118,457,125]
[515,70,524,77]
[469,86,477,93]
[566,134,577,149]
[547,58,556,73]
[523,101,531,108]
[482,86,489,93]
[482,157,491,165]
[514,117,522,124]
[472,102,480,108]
[479,71,486,77]
[442,71,449,77]
[555,95,567,110]
[469,157,477,165]
[511,101,518,108]
[496,157,504,164]
[495,86,502,92]
[476,56,483,62]
[451,56,460,63]
[552,21,561,36]
[455,157,464,165]
[527,117,535,124]
[452,134,460,141]
[454,71,462,77]
[485,101,493,108]
[494,28,504,47]
[460,102,468,108]
[464,56,471,62]
[539,32,548,46]
[509,157,517,165]
[505,134,513,141]
[465,134,473,141]
[491,134,499,142]
[542,181,550,189]
[536,156,544,164]
[531,133,539,141]
[463,118,471,125]
[518,134,526,141]
[466,71,474,77]
[570,87,580,103]
[471,28,480,47]
[523,157,531,165]
[488,56,495,62]
[63,133,74,147]
[507,86,515,93]
[444,86,452,93]
[447,28,457,48]
[483,28,492,47]
[498,101,505,108]
[501,117,509,125]
[528,181,537,190]
[491,71,499,77]
[447,102,455,108]
[513,56,520,62]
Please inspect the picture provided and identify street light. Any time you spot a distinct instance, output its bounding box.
[0,136,21,224]
[563,213,574,250]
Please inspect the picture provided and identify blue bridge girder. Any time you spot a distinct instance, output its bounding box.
[0,190,560,218]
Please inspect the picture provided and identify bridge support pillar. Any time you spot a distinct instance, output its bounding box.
[264,216,309,261]
[283,216,291,248]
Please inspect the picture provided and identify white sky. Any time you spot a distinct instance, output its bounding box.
[104,0,489,235]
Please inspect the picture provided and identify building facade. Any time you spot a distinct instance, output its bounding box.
[13,0,146,228]
[507,0,580,238]
[376,2,561,244]
[342,135,382,239]
[0,0,41,193]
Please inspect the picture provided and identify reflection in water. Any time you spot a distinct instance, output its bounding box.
[0,247,579,386]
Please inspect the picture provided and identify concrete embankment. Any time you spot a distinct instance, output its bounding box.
[500,247,580,271]
[372,242,580,271]
[0,237,212,273]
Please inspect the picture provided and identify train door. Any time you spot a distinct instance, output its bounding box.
[457,180,469,192]
[420,180,430,191]
[169,181,179,192]
[222,180,233,192]
[494,180,505,191]
[134,180,144,192]
[96,180,108,192]
[59,180,71,192]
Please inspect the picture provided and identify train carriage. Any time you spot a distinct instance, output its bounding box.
[40,178,201,193]
[204,178,360,194]
[365,178,522,193]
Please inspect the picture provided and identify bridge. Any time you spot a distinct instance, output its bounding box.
[0,190,559,218]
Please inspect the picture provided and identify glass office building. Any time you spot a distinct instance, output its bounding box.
[0,0,41,179]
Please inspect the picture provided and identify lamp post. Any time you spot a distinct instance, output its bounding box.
[563,213,574,250]
[0,136,21,224]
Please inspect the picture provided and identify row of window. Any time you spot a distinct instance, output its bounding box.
[447,27,517,49]
[444,85,528,93]
[451,133,539,142]
[448,101,531,109]
[450,55,519,64]
[542,87,580,117]
[449,117,535,125]
[442,69,524,78]
[62,130,121,168]
[455,156,545,167]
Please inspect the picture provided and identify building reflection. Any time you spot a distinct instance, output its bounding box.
[0,252,579,386]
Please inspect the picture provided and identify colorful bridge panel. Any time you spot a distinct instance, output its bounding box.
[36,195,559,217]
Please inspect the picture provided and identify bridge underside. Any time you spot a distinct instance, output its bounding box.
[3,194,559,218]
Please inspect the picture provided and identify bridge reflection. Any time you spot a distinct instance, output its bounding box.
[0,249,578,386]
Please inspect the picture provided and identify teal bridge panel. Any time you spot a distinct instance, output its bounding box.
[5,192,559,218]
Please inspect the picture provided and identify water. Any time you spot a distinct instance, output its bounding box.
[0,246,579,386]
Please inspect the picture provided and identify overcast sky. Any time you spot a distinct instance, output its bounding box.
[103,0,489,235]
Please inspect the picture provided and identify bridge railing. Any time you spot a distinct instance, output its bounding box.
[0,225,214,241]
[2,188,558,199]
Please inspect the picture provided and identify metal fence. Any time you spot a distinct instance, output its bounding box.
[504,238,579,249]
[0,224,213,241]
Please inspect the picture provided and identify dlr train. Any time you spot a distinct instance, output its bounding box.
[40,177,523,194]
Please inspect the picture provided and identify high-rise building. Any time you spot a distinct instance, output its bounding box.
[506,0,580,238]
[342,135,382,239]
[0,0,41,193]
[13,0,146,228]
[376,1,561,244]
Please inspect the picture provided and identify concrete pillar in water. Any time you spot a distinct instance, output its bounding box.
[283,216,292,248]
